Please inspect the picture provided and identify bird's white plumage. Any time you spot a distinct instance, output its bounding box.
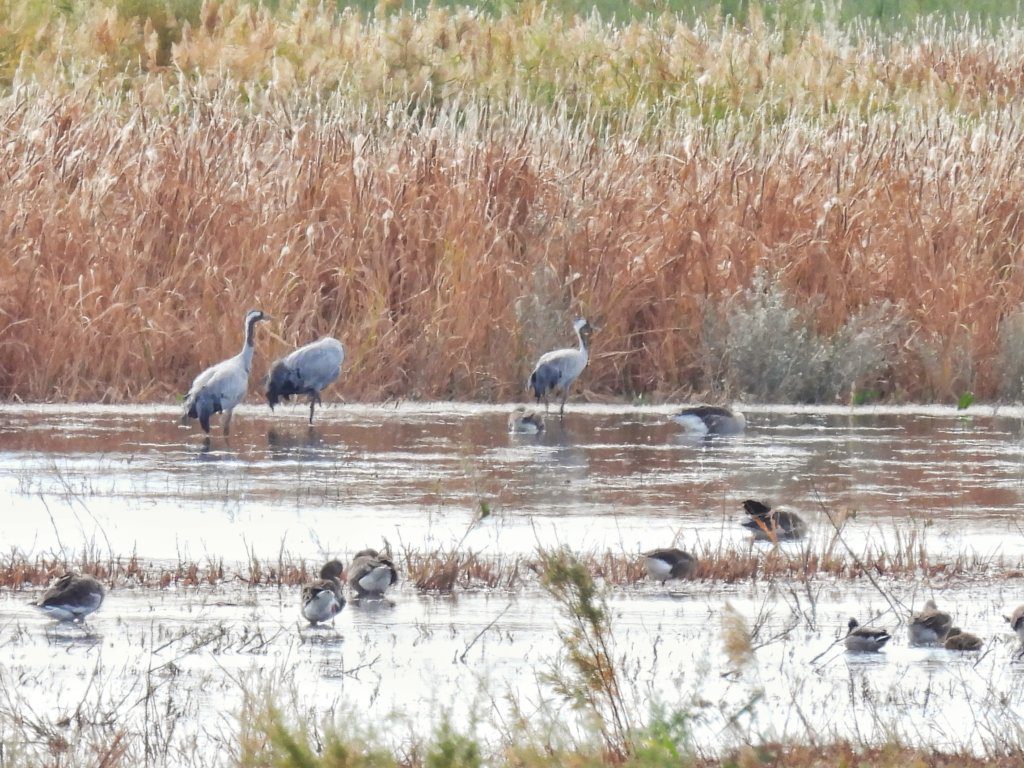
[643,557,673,582]
[671,414,711,435]
[357,566,394,595]
[302,590,342,624]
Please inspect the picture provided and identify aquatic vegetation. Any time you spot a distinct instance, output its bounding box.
[1,5,1024,402]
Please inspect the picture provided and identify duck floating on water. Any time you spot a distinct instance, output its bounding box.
[33,573,105,622]
[347,549,398,599]
[909,599,952,646]
[844,618,891,652]
[508,406,545,434]
[944,627,983,651]
[671,406,746,436]
[741,499,806,541]
[1004,605,1024,644]
[301,560,346,626]
[642,548,697,584]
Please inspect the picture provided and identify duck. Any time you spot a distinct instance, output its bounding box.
[182,309,271,435]
[642,548,697,584]
[671,406,746,436]
[943,627,983,651]
[265,337,345,425]
[909,599,953,646]
[33,573,105,622]
[844,618,891,652]
[347,549,398,598]
[301,560,346,626]
[528,318,593,419]
[1003,605,1024,643]
[508,406,545,434]
[741,499,806,541]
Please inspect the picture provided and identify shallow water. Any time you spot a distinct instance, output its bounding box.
[2,403,1024,562]
[2,403,1024,761]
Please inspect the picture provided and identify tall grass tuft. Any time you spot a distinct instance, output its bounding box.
[2,4,1024,402]
[537,547,633,761]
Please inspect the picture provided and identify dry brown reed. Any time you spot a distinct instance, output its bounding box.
[1,534,1017,594]
[403,547,520,591]
[1,4,1024,402]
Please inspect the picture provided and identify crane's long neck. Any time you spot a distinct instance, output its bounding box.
[576,328,590,357]
[240,316,259,370]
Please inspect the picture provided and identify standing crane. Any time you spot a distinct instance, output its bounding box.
[265,337,345,425]
[182,309,271,435]
[528,318,593,419]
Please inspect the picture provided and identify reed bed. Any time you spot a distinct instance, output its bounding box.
[2,534,1019,592]
[3,3,1024,402]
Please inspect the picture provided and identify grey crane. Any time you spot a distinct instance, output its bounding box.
[33,573,105,622]
[182,309,271,435]
[265,337,345,425]
[528,318,593,419]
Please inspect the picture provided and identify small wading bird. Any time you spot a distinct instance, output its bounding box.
[33,573,105,622]
[944,627,983,651]
[909,599,952,646]
[741,499,806,541]
[642,548,697,584]
[266,337,345,425]
[301,560,346,626]
[845,618,891,652]
[528,318,593,419]
[508,406,545,434]
[1004,605,1024,643]
[182,309,271,435]
[347,549,398,599]
[672,405,746,436]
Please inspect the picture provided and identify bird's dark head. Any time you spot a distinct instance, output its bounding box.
[244,310,271,347]
[574,318,594,345]
[847,617,859,631]
[245,309,271,325]
[320,559,345,580]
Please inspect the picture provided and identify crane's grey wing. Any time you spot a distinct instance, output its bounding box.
[530,349,576,394]
[288,341,344,392]
[185,357,248,431]
[183,364,219,414]
[529,361,564,398]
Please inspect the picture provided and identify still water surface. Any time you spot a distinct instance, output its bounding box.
[1,403,1024,760]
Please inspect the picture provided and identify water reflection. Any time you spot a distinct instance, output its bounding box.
[0,404,1023,562]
